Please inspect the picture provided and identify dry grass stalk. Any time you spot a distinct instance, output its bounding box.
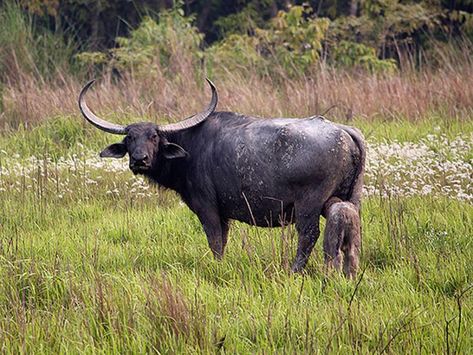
[2,62,472,130]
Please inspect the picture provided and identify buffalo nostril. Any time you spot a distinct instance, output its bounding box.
[133,154,148,163]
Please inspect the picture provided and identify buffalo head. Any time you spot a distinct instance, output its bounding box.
[78,79,218,175]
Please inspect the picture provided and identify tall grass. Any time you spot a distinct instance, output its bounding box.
[0,0,75,128]
[2,63,473,131]
[0,1,75,83]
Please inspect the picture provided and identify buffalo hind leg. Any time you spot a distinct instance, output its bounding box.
[291,204,322,273]
[323,197,361,279]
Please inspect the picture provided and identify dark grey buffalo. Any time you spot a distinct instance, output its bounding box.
[79,79,366,274]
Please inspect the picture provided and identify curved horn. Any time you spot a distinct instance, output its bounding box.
[159,78,218,132]
[78,80,127,135]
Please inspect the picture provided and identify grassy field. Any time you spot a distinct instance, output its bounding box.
[0,115,472,353]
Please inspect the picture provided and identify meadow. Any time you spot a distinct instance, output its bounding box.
[1,0,473,352]
[0,102,472,353]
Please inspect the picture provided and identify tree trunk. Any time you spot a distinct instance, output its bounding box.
[197,2,212,32]
[90,3,100,50]
[269,0,278,17]
[349,0,358,16]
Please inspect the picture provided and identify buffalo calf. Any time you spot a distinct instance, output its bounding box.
[323,197,361,279]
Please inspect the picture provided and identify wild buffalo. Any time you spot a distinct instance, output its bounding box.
[78,79,365,275]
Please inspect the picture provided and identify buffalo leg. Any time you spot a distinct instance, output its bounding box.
[196,209,227,260]
[291,207,322,273]
[322,197,344,273]
[221,219,230,252]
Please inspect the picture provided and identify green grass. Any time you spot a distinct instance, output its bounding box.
[0,116,472,353]
[1,113,472,158]
[352,114,473,142]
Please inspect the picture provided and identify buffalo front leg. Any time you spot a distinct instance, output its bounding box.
[196,209,228,260]
[291,208,321,273]
[221,219,230,252]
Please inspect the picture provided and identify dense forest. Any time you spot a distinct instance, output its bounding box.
[2,0,473,82]
[12,0,473,48]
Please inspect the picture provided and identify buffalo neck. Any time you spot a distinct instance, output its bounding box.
[145,129,192,195]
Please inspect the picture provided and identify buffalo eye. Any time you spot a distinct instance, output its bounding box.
[150,133,158,140]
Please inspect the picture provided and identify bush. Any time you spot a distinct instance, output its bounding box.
[333,41,397,73]
[206,34,268,75]
[77,6,203,79]
[327,0,440,65]
[259,6,330,75]
[209,6,329,77]
[0,0,75,83]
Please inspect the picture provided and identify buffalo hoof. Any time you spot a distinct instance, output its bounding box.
[290,263,305,273]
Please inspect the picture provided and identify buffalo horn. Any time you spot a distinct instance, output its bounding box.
[159,78,218,132]
[78,80,127,135]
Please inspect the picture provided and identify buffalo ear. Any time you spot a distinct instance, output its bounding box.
[162,142,188,159]
[100,143,127,158]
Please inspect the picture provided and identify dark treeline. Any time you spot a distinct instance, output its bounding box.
[13,0,473,50]
[1,0,473,88]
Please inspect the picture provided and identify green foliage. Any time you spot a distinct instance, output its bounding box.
[75,51,108,66]
[206,34,267,74]
[209,6,330,77]
[328,0,441,64]
[112,9,203,75]
[68,0,473,78]
[77,4,330,78]
[2,0,471,80]
[12,0,473,56]
[19,0,59,16]
[363,0,440,41]
[449,10,473,39]
[333,40,397,73]
[0,0,75,82]
[213,0,274,38]
[260,6,330,75]
[77,6,203,78]
[0,0,37,81]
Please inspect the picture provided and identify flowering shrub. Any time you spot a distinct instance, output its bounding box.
[364,134,473,201]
